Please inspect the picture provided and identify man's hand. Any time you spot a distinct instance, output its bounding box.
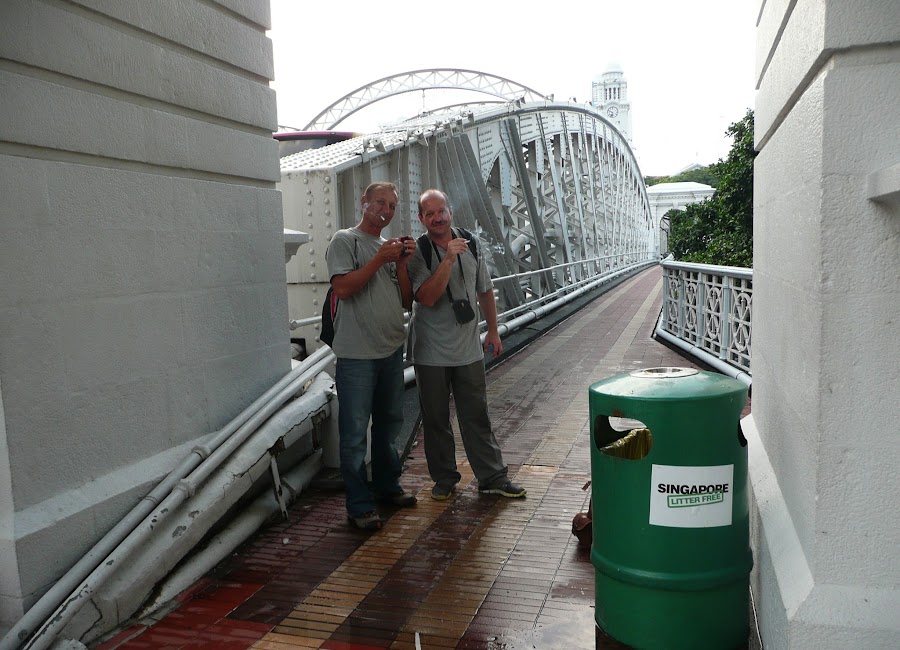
[396,236,416,267]
[443,237,469,262]
[483,331,503,358]
[375,238,409,265]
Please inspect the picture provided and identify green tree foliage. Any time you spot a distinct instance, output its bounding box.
[667,109,755,267]
[646,166,720,188]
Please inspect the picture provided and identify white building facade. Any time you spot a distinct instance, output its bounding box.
[646,181,715,256]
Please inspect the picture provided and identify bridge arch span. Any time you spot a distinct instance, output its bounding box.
[302,68,549,131]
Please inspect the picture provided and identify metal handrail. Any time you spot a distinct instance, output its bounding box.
[492,249,648,284]
[492,251,652,322]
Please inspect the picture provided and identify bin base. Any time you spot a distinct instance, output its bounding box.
[596,623,631,649]
[595,572,749,649]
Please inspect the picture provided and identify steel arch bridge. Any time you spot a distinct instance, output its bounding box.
[280,70,656,344]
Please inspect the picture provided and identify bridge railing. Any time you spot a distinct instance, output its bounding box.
[492,249,653,321]
[656,259,752,385]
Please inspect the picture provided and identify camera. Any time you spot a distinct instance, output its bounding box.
[451,298,476,324]
[399,235,413,257]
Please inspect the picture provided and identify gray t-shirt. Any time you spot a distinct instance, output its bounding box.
[325,228,406,359]
[407,236,493,367]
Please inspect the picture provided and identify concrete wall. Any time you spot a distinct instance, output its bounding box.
[747,0,900,646]
[0,0,287,630]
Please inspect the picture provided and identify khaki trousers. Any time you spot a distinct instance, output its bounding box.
[414,361,508,488]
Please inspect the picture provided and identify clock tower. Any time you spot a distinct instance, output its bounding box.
[592,62,633,144]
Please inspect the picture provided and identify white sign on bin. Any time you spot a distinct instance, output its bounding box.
[649,464,734,528]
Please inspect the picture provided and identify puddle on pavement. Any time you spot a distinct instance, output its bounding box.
[483,608,619,649]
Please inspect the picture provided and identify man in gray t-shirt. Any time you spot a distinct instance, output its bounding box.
[325,182,418,531]
[407,189,526,501]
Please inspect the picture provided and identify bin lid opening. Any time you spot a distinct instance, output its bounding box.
[630,367,699,379]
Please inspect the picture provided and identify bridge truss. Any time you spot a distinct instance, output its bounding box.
[301,69,549,131]
[280,75,656,346]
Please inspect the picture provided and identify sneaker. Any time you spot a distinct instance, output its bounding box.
[347,511,383,531]
[479,479,527,498]
[376,491,417,507]
[431,481,458,500]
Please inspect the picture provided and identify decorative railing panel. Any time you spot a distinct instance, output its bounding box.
[660,260,752,377]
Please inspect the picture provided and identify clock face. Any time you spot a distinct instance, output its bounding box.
[607,106,619,118]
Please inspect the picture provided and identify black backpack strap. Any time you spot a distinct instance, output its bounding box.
[417,233,432,269]
[454,227,478,260]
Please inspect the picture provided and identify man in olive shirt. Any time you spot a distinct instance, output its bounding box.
[326,182,417,530]
[407,189,526,501]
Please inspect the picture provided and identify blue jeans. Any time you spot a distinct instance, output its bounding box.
[335,347,405,517]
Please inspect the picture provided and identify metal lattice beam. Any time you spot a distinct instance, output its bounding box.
[302,69,549,131]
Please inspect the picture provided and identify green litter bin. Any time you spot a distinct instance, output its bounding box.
[589,367,751,649]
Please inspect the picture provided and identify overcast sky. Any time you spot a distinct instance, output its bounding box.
[268,1,758,177]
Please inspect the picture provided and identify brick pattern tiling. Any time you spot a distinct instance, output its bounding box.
[98,268,720,649]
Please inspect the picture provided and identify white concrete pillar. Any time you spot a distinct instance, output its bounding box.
[0,0,286,633]
[747,0,900,647]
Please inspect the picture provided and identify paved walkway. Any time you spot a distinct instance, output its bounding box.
[97,267,730,650]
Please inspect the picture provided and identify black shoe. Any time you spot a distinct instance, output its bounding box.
[479,479,526,498]
[431,481,458,500]
[376,491,417,507]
